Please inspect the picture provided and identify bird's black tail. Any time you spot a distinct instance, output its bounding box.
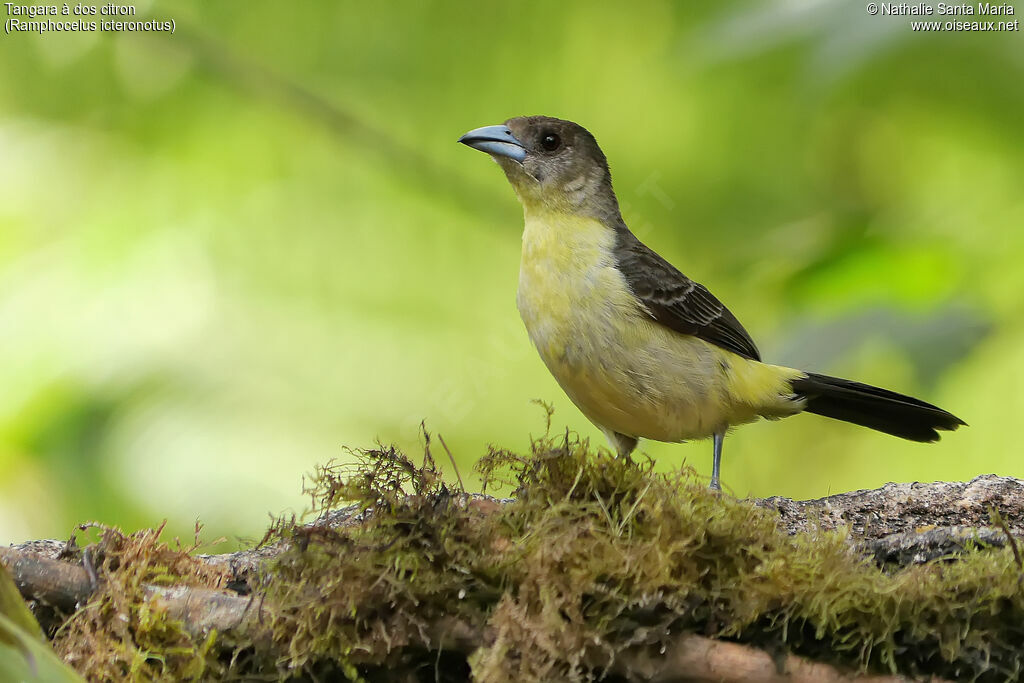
[790,372,966,442]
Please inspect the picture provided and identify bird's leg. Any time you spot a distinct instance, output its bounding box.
[603,430,638,460]
[710,431,725,490]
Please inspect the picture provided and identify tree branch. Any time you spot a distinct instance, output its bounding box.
[7,475,1020,681]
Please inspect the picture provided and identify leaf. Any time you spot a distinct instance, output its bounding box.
[0,562,44,643]
[0,564,83,681]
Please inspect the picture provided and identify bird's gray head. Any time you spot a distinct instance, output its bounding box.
[459,116,620,220]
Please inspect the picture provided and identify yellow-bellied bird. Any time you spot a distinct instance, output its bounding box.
[458,116,964,490]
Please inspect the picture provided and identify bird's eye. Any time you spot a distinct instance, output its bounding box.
[540,133,561,152]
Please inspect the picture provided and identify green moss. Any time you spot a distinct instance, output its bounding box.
[258,426,1024,682]
[53,523,229,681]
[261,434,496,679]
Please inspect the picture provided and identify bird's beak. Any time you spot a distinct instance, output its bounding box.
[457,125,527,163]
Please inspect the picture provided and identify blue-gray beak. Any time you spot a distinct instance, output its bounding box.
[458,125,527,163]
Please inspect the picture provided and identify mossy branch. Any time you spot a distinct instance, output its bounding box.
[2,432,1023,681]
[0,547,259,636]
[0,546,937,683]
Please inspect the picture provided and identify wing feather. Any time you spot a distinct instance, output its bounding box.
[613,229,761,361]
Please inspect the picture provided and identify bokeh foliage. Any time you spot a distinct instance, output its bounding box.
[0,1,1020,545]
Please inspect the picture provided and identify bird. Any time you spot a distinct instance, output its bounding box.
[457,115,965,490]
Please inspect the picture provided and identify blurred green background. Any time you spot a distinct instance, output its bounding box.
[1,1,1020,547]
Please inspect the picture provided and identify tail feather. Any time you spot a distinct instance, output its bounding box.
[790,372,966,442]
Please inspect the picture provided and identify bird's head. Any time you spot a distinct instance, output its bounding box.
[459,116,618,218]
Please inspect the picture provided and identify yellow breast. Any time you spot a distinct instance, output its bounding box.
[515,209,712,441]
[515,209,802,443]
[516,211,634,360]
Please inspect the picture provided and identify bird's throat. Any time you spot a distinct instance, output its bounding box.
[516,210,624,360]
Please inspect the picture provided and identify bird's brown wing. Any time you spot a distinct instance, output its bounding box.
[613,229,761,361]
